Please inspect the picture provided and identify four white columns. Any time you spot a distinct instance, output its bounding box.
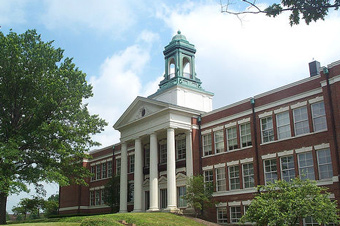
[119,129,193,213]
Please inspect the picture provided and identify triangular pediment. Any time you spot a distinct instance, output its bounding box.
[113,96,170,130]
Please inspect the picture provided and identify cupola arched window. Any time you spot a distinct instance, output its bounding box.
[169,58,175,79]
[183,57,191,79]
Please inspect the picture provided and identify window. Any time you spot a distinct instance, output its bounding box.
[144,146,150,167]
[160,143,167,164]
[91,166,95,181]
[214,130,224,153]
[243,163,254,188]
[116,158,121,175]
[176,138,186,160]
[129,155,135,173]
[101,189,105,205]
[276,111,291,139]
[229,165,240,190]
[240,123,252,148]
[90,191,95,206]
[102,162,107,179]
[177,186,187,207]
[317,149,333,179]
[216,167,226,191]
[293,106,310,136]
[95,190,100,205]
[261,116,274,143]
[226,126,238,150]
[160,189,167,209]
[217,207,228,224]
[204,170,214,184]
[203,134,212,156]
[311,101,327,132]
[230,206,242,223]
[304,216,319,226]
[96,165,101,180]
[107,161,112,178]
[298,152,315,180]
[281,156,295,182]
[264,159,277,184]
[128,182,134,202]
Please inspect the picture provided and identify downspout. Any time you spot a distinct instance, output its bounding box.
[198,115,203,175]
[251,98,261,186]
[324,68,340,173]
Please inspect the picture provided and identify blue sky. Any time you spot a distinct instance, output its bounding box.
[2,0,340,213]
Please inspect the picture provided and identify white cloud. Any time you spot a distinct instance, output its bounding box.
[0,0,27,25]
[156,2,340,109]
[41,0,138,35]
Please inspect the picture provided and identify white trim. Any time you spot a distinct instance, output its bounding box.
[238,117,250,124]
[328,60,340,68]
[261,153,277,159]
[291,101,307,109]
[203,165,213,171]
[213,188,256,197]
[240,157,253,164]
[227,160,239,166]
[215,202,228,207]
[295,146,313,154]
[225,121,237,128]
[176,167,186,173]
[59,206,90,211]
[277,150,294,157]
[128,146,134,151]
[214,163,226,168]
[329,193,336,199]
[115,156,121,159]
[213,125,224,132]
[89,154,113,163]
[228,201,241,206]
[274,106,289,114]
[258,111,273,118]
[314,143,330,150]
[242,200,252,206]
[308,96,324,104]
[332,176,339,182]
[321,74,340,86]
[201,129,211,135]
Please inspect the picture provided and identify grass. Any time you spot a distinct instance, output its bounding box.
[9,212,205,226]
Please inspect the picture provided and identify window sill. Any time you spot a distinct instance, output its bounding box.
[202,146,253,158]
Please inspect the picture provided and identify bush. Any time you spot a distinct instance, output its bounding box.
[80,217,121,226]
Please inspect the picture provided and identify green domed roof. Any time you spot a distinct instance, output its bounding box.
[171,30,187,41]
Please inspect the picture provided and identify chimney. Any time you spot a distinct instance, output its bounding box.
[309,60,320,77]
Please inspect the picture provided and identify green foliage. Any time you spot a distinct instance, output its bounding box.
[184,175,214,216]
[240,178,340,225]
[12,196,45,220]
[103,175,120,213]
[80,218,121,226]
[0,29,107,224]
[43,194,59,217]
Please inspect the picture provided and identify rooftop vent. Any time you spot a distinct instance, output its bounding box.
[309,60,320,77]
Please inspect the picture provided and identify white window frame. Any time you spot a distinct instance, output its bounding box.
[293,106,310,136]
[102,162,107,179]
[242,163,254,188]
[159,143,167,164]
[226,126,238,151]
[107,161,112,178]
[128,181,134,203]
[176,138,186,160]
[229,165,240,190]
[261,116,274,143]
[311,101,327,132]
[214,130,224,153]
[203,133,212,156]
[91,166,95,181]
[144,146,150,167]
[160,189,167,209]
[298,152,315,180]
[204,170,214,184]
[230,206,242,223]
[116,158,121,175]
[95,190,100,205]
[177,186,187,208]
[317,148,333,180]
[264,159,277,184]
[96,164,101,180]
[90,191,95,206]
[217,207,228,224]
[240,123,252,148]
[129,155,135,173]
[276,111,291,140]
[216,167,226,191]
[101,189,105,205]
[280,156,295,182]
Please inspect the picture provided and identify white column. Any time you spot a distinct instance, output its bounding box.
[166,128,178,211]
[133,138,143,212]
[148,133,159,211]
[119,142,128,213]
[186,130,193,178]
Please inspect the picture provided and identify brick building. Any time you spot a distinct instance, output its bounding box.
[59,32,340,225]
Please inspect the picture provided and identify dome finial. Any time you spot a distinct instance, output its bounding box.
[177,30,181,34]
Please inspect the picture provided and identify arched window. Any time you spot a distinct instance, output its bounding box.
[168,58,175,79]
[183,57,191,78]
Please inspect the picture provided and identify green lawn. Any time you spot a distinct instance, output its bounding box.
[9,212,205,226]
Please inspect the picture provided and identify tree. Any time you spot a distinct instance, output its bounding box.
[220,0,340,25]
[0,29,107,224]
[11,196,44,220]
[240,178,340,225]
[43,194,59,217]
[103,175,120,213]
[184,175,214,217]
